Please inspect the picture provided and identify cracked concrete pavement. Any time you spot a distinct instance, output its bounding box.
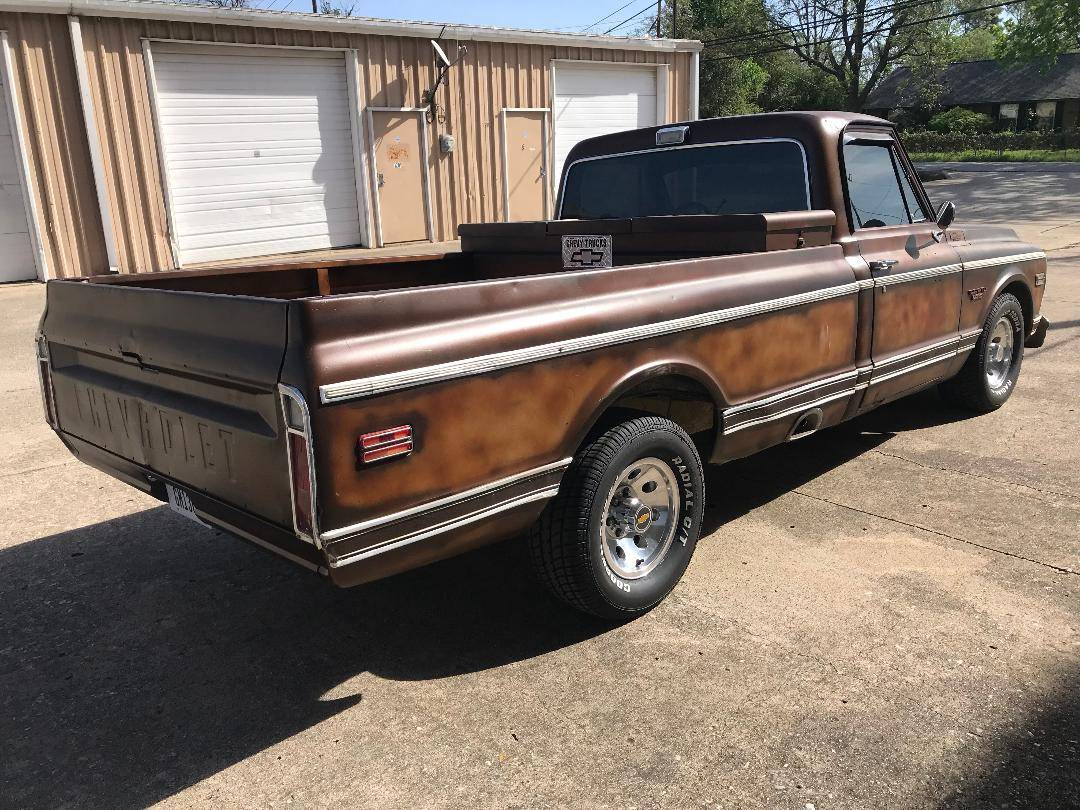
[0,169,1077,809]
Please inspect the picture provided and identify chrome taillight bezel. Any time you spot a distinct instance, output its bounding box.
[36,335,58,429]
[278,384,320,547]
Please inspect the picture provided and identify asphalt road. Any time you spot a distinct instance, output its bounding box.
[1,169,1077,809]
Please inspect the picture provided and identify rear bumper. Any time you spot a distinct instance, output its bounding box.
[59,432,328,576]
[1026,314,1049,348]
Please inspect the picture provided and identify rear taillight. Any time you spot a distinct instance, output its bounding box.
[36,335,58,428]
[279,385,318,545]
[358,425,413,464]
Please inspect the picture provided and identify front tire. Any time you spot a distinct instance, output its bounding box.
[940,292,1025,412]
[529,416,705,619]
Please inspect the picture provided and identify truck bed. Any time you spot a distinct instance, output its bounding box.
[83,211,835,299]
[40,207,854,585]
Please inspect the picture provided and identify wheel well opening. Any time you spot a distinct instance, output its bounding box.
[592,374,717,448]
[1002,280,1033,331]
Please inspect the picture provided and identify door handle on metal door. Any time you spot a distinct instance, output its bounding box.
[377,172,385,188]
[868,259,899,274]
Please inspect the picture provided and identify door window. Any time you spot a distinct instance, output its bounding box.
[844,141,921,228]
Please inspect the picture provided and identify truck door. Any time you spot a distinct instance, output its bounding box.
[844,131,963,406]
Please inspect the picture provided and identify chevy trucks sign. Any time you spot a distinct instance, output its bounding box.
[562,235,612,269]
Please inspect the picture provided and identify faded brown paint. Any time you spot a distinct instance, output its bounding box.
[0,12,107,278]
[503,109,547,221]
[17,12,692,275]
[40,111,1046,590]
[854,224,963,359]
[308,294,858,535]
[370,110,428,245]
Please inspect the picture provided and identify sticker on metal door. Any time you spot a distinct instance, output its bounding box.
[562,235,612,269]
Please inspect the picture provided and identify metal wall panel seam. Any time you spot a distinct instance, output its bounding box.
[67,14,118,271]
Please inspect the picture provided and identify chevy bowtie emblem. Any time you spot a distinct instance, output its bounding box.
[967,287,986,301]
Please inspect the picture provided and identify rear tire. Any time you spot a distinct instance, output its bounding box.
[528,416,705,619]
[940,292,1024,413]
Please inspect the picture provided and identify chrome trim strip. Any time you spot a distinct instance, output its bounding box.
[722,387,858,435]
[964,251,1045,270]
[319,457,573,542]
[724,369,858,419]
[329,485,561,567]
[278,384,320,547]
[873,334,961,370]
[876,262,962,287]
[868,350,957,385]
[556,137,811,218]
[320,282,859,403]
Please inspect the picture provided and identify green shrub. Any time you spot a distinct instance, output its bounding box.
[901,128,1080,154]
[927,107,995,134]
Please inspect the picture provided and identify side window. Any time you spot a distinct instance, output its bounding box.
[897,165,928,223]
[844,141,913,228]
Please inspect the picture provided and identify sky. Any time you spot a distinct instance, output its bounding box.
[261,0,658,35]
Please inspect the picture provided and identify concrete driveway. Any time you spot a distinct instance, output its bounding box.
[1,170,1077,809]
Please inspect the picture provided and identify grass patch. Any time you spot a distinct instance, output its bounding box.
[909,149,1080,163]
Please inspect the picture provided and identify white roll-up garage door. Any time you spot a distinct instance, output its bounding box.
[151,43,364,265]
[552,63,658,189]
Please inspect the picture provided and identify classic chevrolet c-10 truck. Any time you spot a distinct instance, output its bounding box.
[37,112,1048,618]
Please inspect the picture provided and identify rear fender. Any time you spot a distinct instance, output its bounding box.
[562,358,727,460]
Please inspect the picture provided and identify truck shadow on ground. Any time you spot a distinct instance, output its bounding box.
[0,388,1046,807]
[938,678,1080,809]
[703,386,972,531]
[0,506,609,806]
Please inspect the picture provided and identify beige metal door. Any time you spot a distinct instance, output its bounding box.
[503,109,547,221]
[369,110,429,245]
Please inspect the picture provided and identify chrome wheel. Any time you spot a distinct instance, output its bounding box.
[985,315,1015,389]
[601,457,680,580]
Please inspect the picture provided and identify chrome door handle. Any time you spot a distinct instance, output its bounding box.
[868,259,899,274]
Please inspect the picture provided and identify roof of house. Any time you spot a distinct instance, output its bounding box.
[866,53,1080,109]
[0,0,701,52]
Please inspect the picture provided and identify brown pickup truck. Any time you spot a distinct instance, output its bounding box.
[37,112,1048,618]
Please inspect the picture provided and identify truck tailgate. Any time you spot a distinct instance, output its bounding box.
[41,281,295,528]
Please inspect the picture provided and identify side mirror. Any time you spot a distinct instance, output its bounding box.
[935,200,955,230]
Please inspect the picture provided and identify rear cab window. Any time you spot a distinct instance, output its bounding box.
[559,139,810,220]
[843,132,929,229]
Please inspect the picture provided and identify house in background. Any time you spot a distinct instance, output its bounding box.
[865,53,1080,131]
[0,0,699,283]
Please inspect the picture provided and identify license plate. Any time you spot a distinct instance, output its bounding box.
[166,484,209,528]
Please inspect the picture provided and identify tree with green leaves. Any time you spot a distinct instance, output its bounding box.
[651,0,845,116]
[766,0,968,111]
[998,0,1080,61]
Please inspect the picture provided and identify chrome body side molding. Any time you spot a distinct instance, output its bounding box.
[722,386,858,435]
[719,326,986,435]
[327,484,561,568]
[320,282,859,404]
[320,251,1043,406]
[877,262,962,286]
[319,457,573,543]
[963,251,1045,270]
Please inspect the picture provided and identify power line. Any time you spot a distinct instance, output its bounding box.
[699,0,958,50]
[603,0,660,34]
[581,0,642,32]
[702,0,1018,62]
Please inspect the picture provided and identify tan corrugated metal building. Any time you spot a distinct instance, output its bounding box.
[0,0,700,280]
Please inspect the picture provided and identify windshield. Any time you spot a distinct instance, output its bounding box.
[559,140,810,220]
